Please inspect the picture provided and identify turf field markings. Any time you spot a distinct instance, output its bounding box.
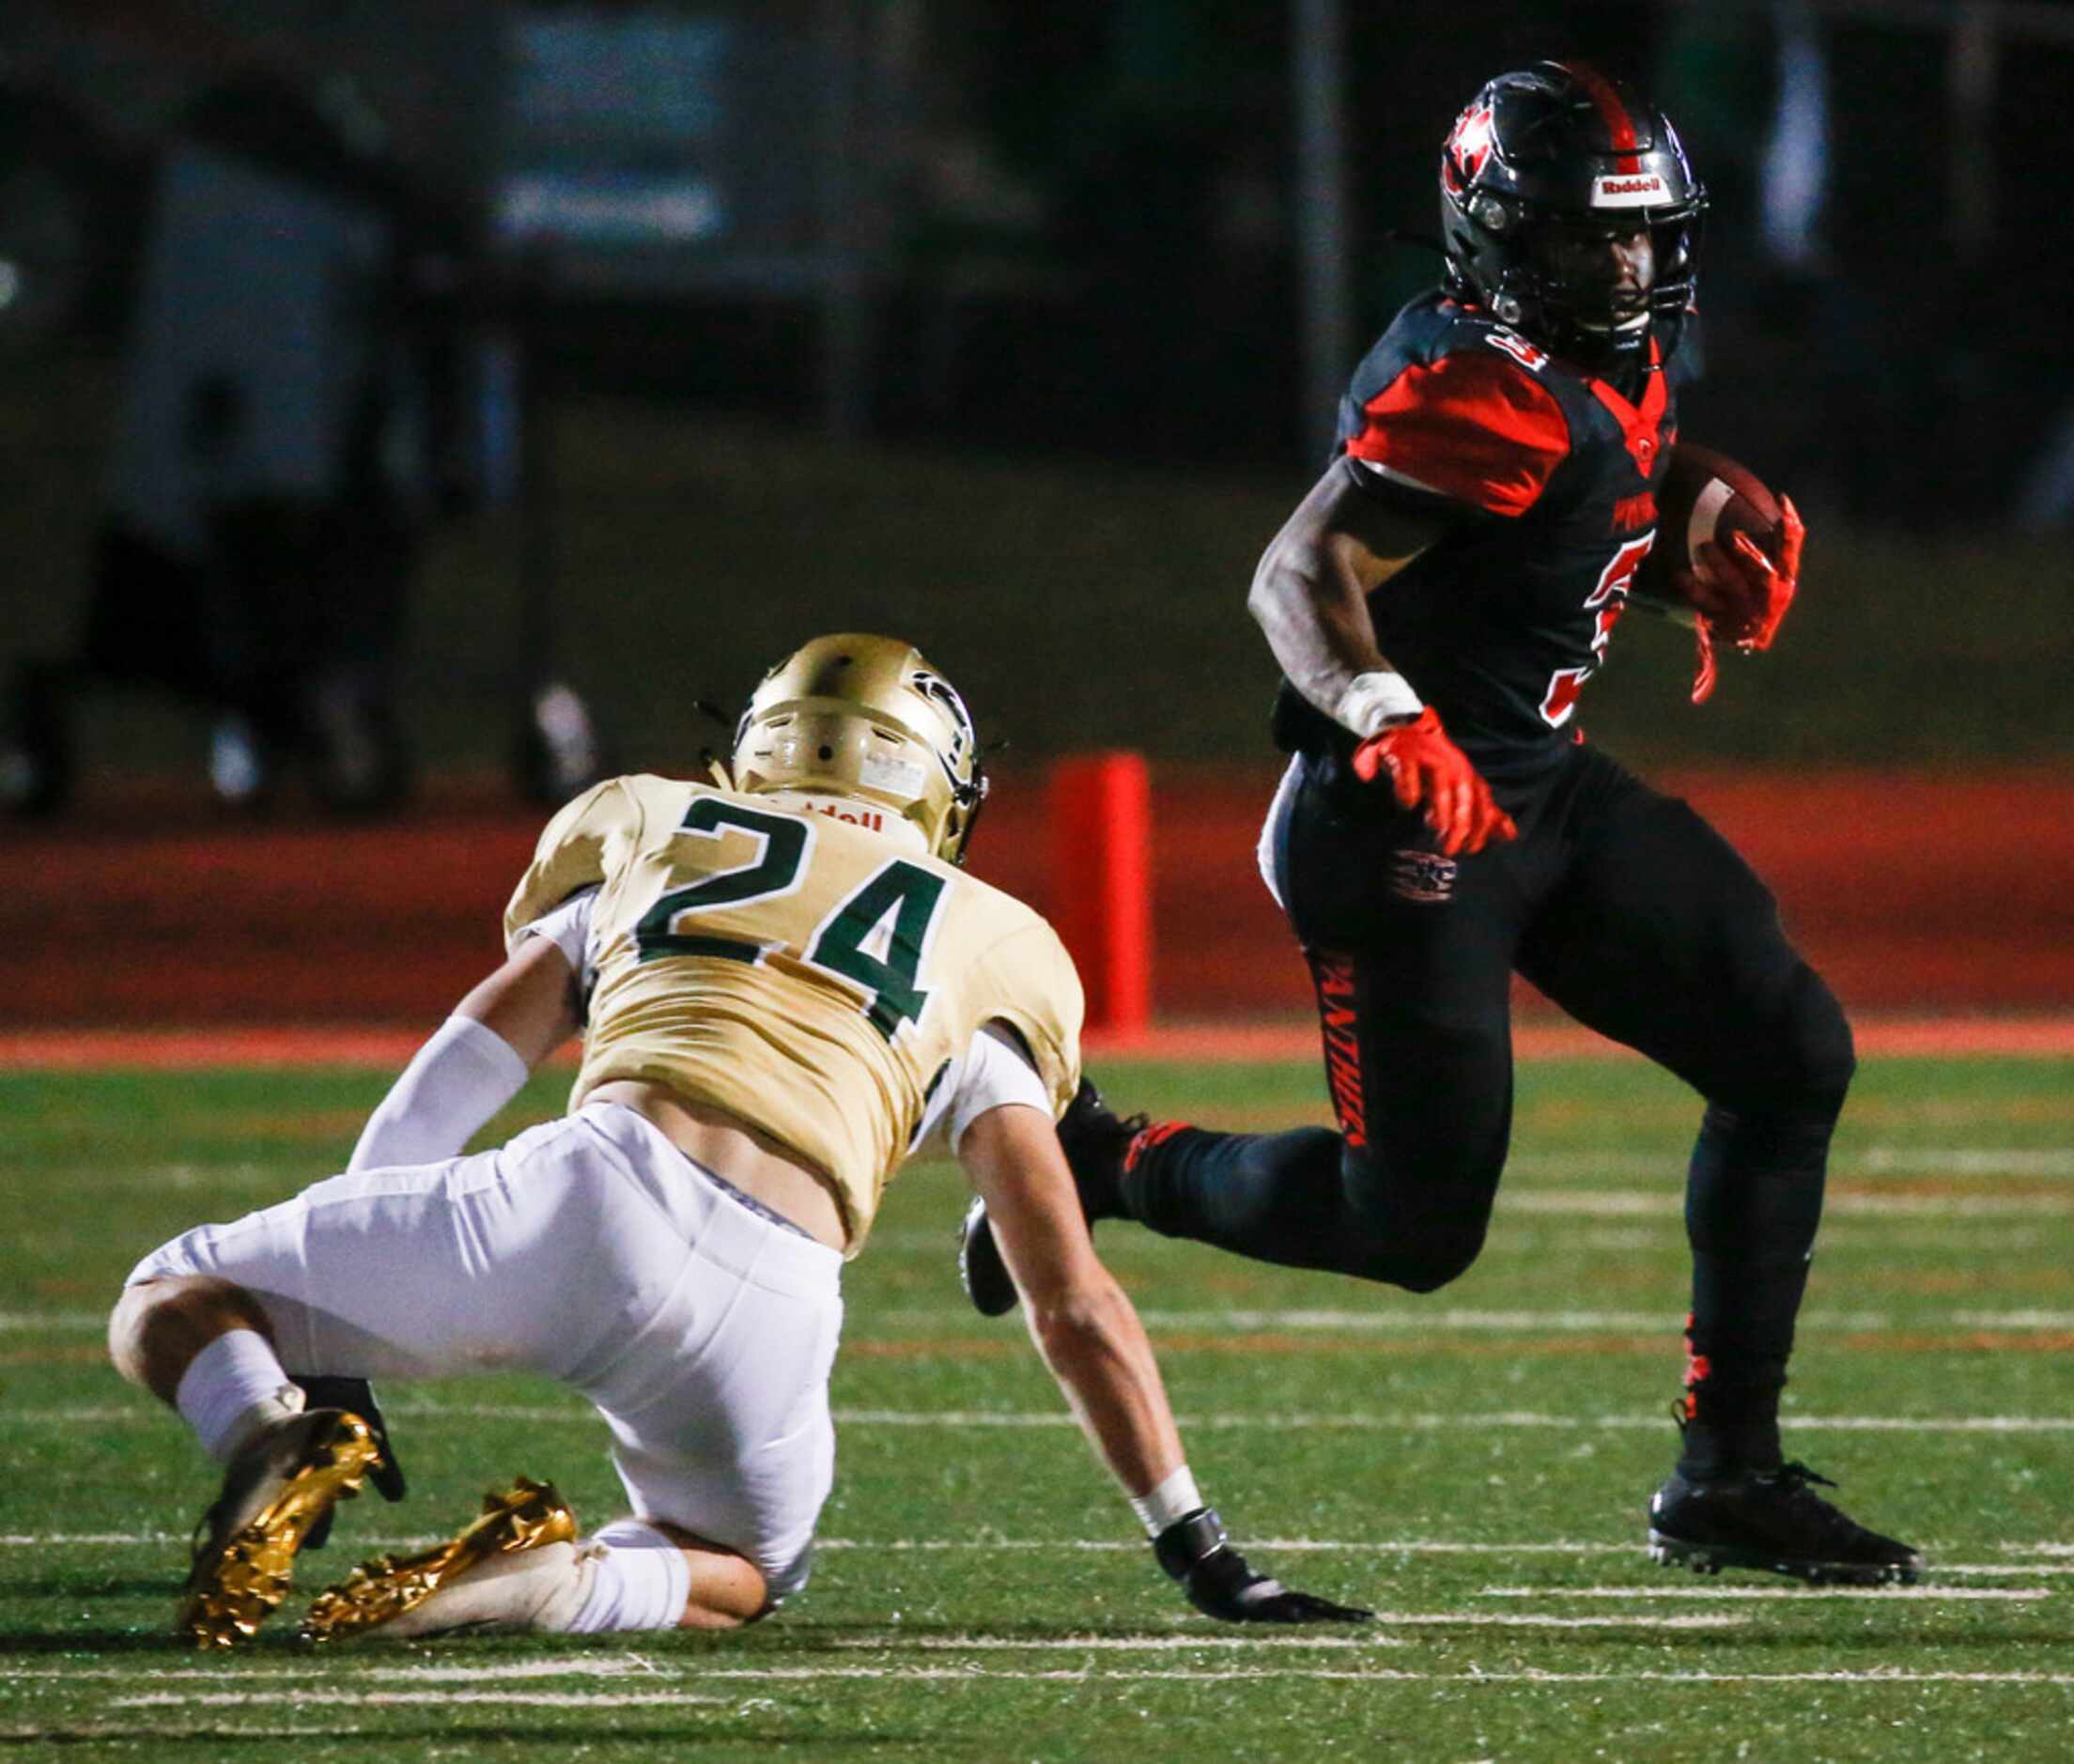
[33,1670,2074,1707]
[109,1690,731,1710]
[68,1670,2074,1698]
[2,1727,369,1742]
[1478,1585,2051,1602]
[1926,1564,2074,1577]
[1954,1309,2074,1328]
[650,1220,2070,1256]
[648,1666,2074,1685]
[2,1302,2020,1334]
[16,1405,2074,1434]
[0,1530,456,1550]
[833,1616,1746,1641]
[828,1539,1639,1555]
[2,1661,674,1688]
[1091,1308,1905,1333]
[1503,1190,2073,1217]
[1811,1227,2051,1251]
[9,1533,2069,1571]
[1502,1149,2074,1179]
[206,1666,2074,1699]
[838,1409,2074,1433]
[880,1303,2074,1335]
[1853,1148,2074,1177]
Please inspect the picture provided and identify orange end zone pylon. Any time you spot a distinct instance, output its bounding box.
[1048,751,1153,1036]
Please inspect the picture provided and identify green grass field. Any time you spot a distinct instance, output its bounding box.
[4,1055,2070,1759]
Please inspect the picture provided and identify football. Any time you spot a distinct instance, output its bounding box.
[1634,442,1786,608]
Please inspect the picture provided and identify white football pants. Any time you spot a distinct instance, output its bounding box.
[130,1102,844,1598]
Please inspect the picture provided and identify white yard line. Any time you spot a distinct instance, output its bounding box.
[1478,1585,2050,1602]
[4,1658,666,1682]
[18,1303,2074,1337]
[1034,1308,1907,1333]
[1504,1192,2073,1217]
[830,1615,1743,1639]
[110,1690,728,1710]
[108,1665,2066,1688]
[831,1410,2074,1435]
[1851,1149,2074,1177]
[1924,1564,2074,1577]
[12,1405,2074,1435]
[1503,1150,2074,1179]
[5,1533,2067,1577]
[1953,1310,2074,1329]
[868,1222,2058,1255]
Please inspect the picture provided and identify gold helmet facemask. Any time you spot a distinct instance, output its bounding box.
[731,634,988,865]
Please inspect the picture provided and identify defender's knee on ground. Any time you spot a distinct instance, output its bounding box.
[645,1520,771,1628]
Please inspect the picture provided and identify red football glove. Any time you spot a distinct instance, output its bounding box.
[1679,494,1805,704]
[1350,707,1517,858]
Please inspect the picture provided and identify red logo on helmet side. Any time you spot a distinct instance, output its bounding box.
[1444,101,1497,193]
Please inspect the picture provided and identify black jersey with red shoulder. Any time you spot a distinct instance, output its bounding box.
[1277,291,1679,783]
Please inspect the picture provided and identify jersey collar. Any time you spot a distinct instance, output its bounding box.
[1586,338,1669,473]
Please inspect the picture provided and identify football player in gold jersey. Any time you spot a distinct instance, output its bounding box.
[109,634,1370,1646]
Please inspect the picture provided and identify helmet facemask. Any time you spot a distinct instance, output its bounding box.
[1439,63,1706,376]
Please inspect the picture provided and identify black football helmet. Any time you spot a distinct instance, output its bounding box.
[1438,62,1705,369]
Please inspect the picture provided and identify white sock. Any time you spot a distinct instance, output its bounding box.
[174,1329,303,1462]
[564,1521,693,1633]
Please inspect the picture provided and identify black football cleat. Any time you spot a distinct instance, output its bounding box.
[1648,1461,1925,1586]
[292,1375,409,1549]
[957,1077,1146,1318]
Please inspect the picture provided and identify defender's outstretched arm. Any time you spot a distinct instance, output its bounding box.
[959,1102,1371,1623]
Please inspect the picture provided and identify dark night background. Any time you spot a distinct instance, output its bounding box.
[3,0,2070,796]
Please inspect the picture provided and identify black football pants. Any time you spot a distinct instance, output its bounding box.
[1121,745,1856,1474]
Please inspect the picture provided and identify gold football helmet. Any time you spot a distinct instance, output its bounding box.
[732,634,987,865]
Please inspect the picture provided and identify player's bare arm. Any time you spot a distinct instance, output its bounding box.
[451,933,587,1066]
[958,1100,1184,1494]
[1252,466,1515,856]
[1247,463,1447,728]
[958,1099,1370,1624]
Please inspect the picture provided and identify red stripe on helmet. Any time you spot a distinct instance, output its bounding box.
[1560,62,1642,174]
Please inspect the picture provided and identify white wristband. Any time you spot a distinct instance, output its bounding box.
[1129,1464,1206,1539]
[1335,671,1424,739]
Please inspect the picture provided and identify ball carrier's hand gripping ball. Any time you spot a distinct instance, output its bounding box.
[1637,445,1804,703]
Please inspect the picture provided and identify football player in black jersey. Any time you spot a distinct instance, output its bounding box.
[962,62,1920,1586]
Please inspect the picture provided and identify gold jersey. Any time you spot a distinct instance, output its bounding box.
[503,774,1084,1252]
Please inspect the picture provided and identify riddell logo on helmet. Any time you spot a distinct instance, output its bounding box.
[1591,172,1667,208]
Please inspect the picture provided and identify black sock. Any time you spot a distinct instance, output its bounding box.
[1679,1101,1834,1478]
[1125,1123,1366,1275]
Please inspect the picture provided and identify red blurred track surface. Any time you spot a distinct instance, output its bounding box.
[3,767,2069,1038]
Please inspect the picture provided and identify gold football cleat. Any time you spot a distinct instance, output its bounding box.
[177,1408,379,1648]
[302,1476,579,1642]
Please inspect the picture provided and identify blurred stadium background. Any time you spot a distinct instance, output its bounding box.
[1,0,2069,1029]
